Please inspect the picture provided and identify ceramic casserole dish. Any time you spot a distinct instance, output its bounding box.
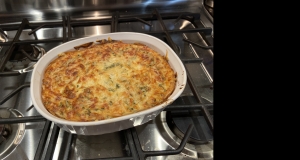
[30,32,186,135]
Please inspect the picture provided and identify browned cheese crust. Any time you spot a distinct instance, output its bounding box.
[41,38,176,121]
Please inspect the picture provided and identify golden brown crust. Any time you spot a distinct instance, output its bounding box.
[41,38,176,122]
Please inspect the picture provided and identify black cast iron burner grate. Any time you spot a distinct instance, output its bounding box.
[0,9,213,160]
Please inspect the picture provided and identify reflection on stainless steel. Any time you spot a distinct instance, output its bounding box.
[4,30,35,41]
[35,28,64,40]
[4,29,63,41]
[0,109,25,159]
[52,129,67,160]
[0,1,203,24]
[0,0,201,13]
[69,132,126,159]
[73,25,111,38]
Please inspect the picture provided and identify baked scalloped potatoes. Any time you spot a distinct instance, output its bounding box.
[41,38,176,121]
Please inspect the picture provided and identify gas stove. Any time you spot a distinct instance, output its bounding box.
[0,0,213,159]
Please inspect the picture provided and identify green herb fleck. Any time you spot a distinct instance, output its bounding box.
[158,84,166,91]
[65,100,72,108]
[140,86,149,92]
[105,63,122,70]
[108,88,115,92]
[86,109,91,116]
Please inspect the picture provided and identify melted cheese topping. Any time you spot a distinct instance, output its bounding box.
[41,38,176,121]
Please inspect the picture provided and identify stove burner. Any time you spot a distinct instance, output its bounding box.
[9,44,39,62]
[166,110,213,145]
[0,122,11,145]
[5,44,45,71]
[0,109,25,159]
[155,111,213,159]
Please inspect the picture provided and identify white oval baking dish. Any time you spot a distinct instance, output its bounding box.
[30,32,186,135]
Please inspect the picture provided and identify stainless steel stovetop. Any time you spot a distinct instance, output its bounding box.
[0,0,213,159]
